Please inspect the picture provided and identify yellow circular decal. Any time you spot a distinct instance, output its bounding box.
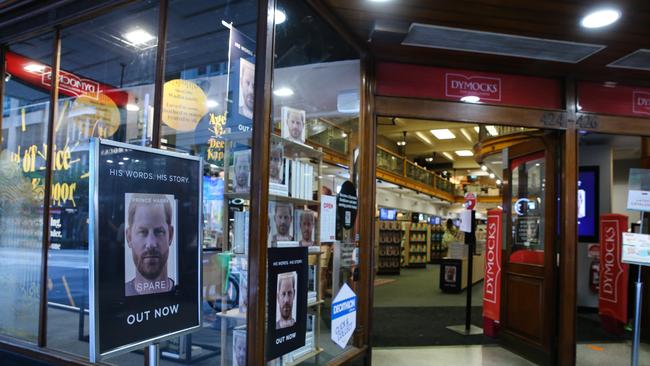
[69,93,120,138]
[162,79,208,131]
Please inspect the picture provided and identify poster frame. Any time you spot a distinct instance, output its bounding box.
[89,138,203,362]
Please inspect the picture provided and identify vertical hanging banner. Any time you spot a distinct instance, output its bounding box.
[267,247,308,360]
[88,139,202,362]
[224,22,256,133]
[483,208,502,322]
[598,214,629,325]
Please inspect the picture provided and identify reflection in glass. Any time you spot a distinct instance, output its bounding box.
[46,1,160,360]
[0,34,53,342]
[510,155,545,266]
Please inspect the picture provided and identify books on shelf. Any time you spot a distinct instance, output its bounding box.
[233,211,249,255]
[288,159,314,200]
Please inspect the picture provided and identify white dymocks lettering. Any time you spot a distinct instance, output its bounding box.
[450,80,499,93]
[485,222,497,297]
[602,226,616,298]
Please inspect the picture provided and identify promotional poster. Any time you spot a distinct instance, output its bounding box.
[281,106,306,143]
[336,181,358,230]
[89,139,202,361]
[225,24,256,133]
[267,247,308,359]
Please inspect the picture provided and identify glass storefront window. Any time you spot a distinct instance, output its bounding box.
[510,153,545,266]
[0,34,54,343]
[45,0,159,360]
[159,1,257,365]
[267,0,361,364]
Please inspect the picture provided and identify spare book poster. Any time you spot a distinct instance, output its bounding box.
[225,23,256,134]
[267,247,308,359]
[89,139,202,361]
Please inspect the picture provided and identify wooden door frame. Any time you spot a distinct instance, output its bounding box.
[373,93,578,366]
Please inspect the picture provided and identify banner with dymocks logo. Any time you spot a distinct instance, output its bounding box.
[598,214,629,324]
[482,208,502,322]
[376,62,562,109]
[578,82,650,118]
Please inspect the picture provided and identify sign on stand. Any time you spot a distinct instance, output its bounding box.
[625,168,650,366]
[89,139,202,362]
[331,284,356,349]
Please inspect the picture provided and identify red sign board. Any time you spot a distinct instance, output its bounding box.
[464,192,477,210]
[5,51,128,107]
[578,81,650,118]
[483,208,502,322]
[598,214,629,324]
[376,62,562,110]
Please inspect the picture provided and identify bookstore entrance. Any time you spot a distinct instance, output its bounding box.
[370,62,570,364]
[373,116,561,364]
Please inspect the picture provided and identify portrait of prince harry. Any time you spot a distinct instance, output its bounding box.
[124,193,178,297]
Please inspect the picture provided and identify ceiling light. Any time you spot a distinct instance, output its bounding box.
[430,129,456,140]
[123,29,156,45]
[581,9,621,29]
[460,96,480,103]
[206,100,219,108]
[455,150,473,157]
[496,179,502,185]
[426,157,434,162]
[489,173,495,179]
[486,125,499,136]
[275,9,287,25]
[396,140,406,146]
[24,63,45,73]
[460,128,473,143]
[481,165,488,171]
[126,103,140,112]
[341,132,347,138]
[273,87,294,97]
[414,131,433,145]
[442,152,455,161]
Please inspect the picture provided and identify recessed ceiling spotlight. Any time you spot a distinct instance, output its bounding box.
[275,9,287,25]
[496,179,502,185]
[273,87,294,97]
[489,173,495,179]
[481,165,488,171]
[24,63,45,73]
[123,29,156,45]
[580,9,621,29]
[460,95,481,103]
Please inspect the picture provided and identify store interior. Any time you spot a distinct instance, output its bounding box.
[371,117,646,361]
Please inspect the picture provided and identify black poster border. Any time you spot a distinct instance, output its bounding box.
[89,138,203,362]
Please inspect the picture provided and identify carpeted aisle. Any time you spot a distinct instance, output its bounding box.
[371,306,492,347]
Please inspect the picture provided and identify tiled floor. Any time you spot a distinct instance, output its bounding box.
[372,345,535,366]
[372,342,650,365]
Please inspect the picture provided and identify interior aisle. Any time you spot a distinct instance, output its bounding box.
[374,265,483,307]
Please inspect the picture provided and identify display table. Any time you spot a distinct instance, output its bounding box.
[439,252,485,293]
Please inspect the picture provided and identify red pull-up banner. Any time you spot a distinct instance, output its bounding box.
[599,214,629,325]
[483,208,502,322]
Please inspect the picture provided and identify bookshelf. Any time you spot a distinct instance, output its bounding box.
[376,220,402,275]
[221,131,325,365]
[405,222,429,268]
[429,222,445,263]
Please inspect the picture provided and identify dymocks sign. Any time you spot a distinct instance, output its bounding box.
[578,82,650,118]
[482,208,502,322]
[598,214,629,324]
[376,62,562,109]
